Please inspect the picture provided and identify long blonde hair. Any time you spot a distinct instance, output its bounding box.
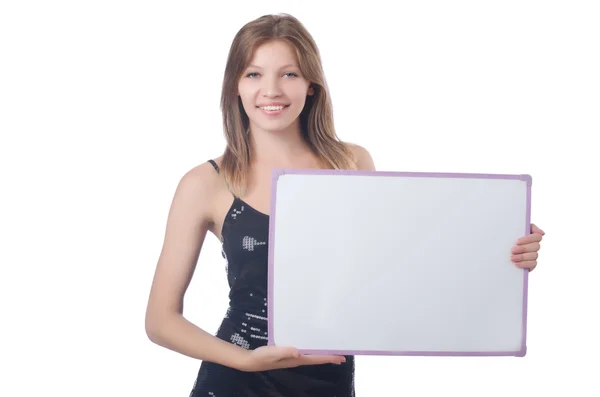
[219,13,356,197]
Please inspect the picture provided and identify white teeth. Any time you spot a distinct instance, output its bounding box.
[260,105,285,111]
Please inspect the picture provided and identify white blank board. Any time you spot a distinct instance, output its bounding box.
[267,169,531,357]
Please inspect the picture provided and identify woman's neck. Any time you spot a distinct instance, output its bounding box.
[249,124,317,168]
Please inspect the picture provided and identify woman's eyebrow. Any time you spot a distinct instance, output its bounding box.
[246,64,299,70]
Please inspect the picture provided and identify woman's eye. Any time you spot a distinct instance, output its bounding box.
[246,72,298,78]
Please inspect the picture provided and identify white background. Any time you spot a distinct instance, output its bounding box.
[1,0,598,396]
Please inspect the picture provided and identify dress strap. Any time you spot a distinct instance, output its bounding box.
[207,159,237,199]
[207,159,220,173]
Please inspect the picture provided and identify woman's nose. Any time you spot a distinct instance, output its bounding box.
[261,77,282,97]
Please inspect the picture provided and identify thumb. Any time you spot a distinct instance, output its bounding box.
[277,346,301,359]
[531,223,545,235]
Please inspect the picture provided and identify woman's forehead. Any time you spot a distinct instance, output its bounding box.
[246,40,299,68]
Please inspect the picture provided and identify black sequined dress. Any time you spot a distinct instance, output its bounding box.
[189,160,355,397]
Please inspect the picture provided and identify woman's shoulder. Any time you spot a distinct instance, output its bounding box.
[345,142,376,171]
[170,156,227,220]
[180,155,224,191]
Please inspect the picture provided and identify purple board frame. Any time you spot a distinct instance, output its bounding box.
[267,169,532,357]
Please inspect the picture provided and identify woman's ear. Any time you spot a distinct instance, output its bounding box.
[307,84,315,96]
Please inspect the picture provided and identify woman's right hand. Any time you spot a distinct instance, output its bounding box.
[236,345,347,372]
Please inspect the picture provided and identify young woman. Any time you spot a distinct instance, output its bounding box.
[145,13,545,397]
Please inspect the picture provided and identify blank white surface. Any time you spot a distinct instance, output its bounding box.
[270,172,528,354]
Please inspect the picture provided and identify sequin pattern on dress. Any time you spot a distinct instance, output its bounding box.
[230,205,244,220]
[242,236,266,251]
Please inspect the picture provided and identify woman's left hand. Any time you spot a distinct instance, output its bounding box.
[511,223,545,271]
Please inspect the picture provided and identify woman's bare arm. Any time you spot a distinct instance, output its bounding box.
[144,162,248,369]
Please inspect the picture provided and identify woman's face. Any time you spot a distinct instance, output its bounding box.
[238,40,314,135]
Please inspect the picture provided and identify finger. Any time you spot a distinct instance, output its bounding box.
[511,251,538,262]
[531,223,545,235]
[511,242,541,254]
[514,260,537,270]
[275,355,345,369]
[297,354,347,366]
[516,233,543,245]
